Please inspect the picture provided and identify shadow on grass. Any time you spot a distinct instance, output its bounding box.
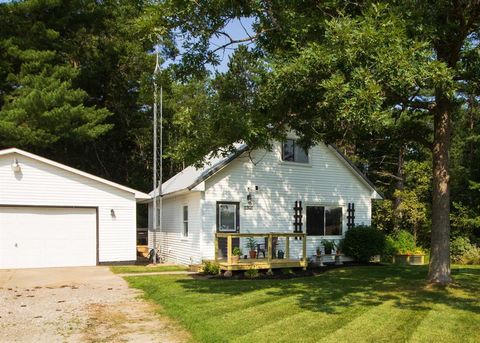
[176,265,480,315]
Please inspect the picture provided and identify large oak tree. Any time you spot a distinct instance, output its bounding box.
[149,0,480,284]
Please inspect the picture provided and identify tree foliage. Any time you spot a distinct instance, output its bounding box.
[150,0,480,284]
[0,0,160,194]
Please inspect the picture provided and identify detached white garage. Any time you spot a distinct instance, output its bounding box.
[0,148,150,269]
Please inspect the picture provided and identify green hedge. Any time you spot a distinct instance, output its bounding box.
[341,225,386,263]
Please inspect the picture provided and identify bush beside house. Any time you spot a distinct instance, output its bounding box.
[340,225,386,263]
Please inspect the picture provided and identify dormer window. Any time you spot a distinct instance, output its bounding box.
[282,139,308,163]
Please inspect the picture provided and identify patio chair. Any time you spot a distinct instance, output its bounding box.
[256,237,278,259]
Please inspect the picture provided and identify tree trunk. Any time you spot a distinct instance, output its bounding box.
[428,93,452,285]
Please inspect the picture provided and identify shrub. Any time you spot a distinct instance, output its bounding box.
[202,261,220,275]
[244,267,259,279]
[387,230,416,255]
[451,236,475,262]
[340,225,385,263]
[451,236,480,264]
[459,247,480,265]
[383,235,398,261]
[232,247,242,256]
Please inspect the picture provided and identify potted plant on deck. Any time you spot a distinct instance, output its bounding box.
[232,247,242,263]
[246,236,257,259]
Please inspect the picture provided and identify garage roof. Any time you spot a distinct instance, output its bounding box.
[0,148,150,200]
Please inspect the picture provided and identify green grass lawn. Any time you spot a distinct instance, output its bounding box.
[109,264,188,274]
[126,265,480,343]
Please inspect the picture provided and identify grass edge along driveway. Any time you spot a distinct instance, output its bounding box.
[126,265,480,343]
[110,265,188,274]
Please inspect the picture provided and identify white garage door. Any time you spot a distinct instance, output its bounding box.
[0,207,97,269]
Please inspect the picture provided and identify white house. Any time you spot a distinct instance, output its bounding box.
[0,148,150,269]
[148,139,383,266]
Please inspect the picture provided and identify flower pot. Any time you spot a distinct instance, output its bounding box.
[409,254,425,265]
[249,250,257,259]
[231,255,240,264]
[277,250,285,259]
[394,254,410,266]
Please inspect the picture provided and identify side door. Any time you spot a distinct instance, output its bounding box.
[216,202,240,259]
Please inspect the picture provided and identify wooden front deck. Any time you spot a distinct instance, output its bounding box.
[215,232,308,271]
[218,258,308,271]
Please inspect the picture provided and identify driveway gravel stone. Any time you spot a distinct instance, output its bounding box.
[0,266,189,342]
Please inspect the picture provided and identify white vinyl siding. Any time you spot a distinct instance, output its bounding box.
[0,153,137,263]
[148,192,202,265]
[201,141,374,260]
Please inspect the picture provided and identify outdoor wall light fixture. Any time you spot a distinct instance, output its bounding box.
[11,158,21,172]
[110,209,116,218]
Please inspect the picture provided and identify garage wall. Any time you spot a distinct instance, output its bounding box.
[0,153,136,263]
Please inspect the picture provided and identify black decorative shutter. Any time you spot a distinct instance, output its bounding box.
[347,203,355,229]
[293,201,303,239]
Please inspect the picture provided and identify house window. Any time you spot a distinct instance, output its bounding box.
[183,205,188,237]
[306,206,343,236]
[282,139,309,163]
[218,203,238,232]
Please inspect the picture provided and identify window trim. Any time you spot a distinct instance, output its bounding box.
[182,205,189,238]
[305,204,344,237]
[216,201,240,233]
[281,139,309,164]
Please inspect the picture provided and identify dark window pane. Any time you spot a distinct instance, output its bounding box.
[325,207,342,235]
[183,222,188,237]
[282,139,295,161]
[306,206,324,235]
[183,206,188,221]
[295,144,309,163]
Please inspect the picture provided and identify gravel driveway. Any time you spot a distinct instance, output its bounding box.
[0,266,189,343]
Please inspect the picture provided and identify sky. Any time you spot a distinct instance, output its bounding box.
[206,17,256,73]
[162,17,256,74]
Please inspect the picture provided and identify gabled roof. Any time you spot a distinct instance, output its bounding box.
[150,143,248,197]
[0,148,150,200]
[152,142,383,199]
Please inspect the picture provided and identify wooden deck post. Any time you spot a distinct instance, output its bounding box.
[214,234,219,262]
[227,234,232,265]
[267,234,273,262]
[267,234,273,272]
[285,236,290,259]
[302,234,307,270]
